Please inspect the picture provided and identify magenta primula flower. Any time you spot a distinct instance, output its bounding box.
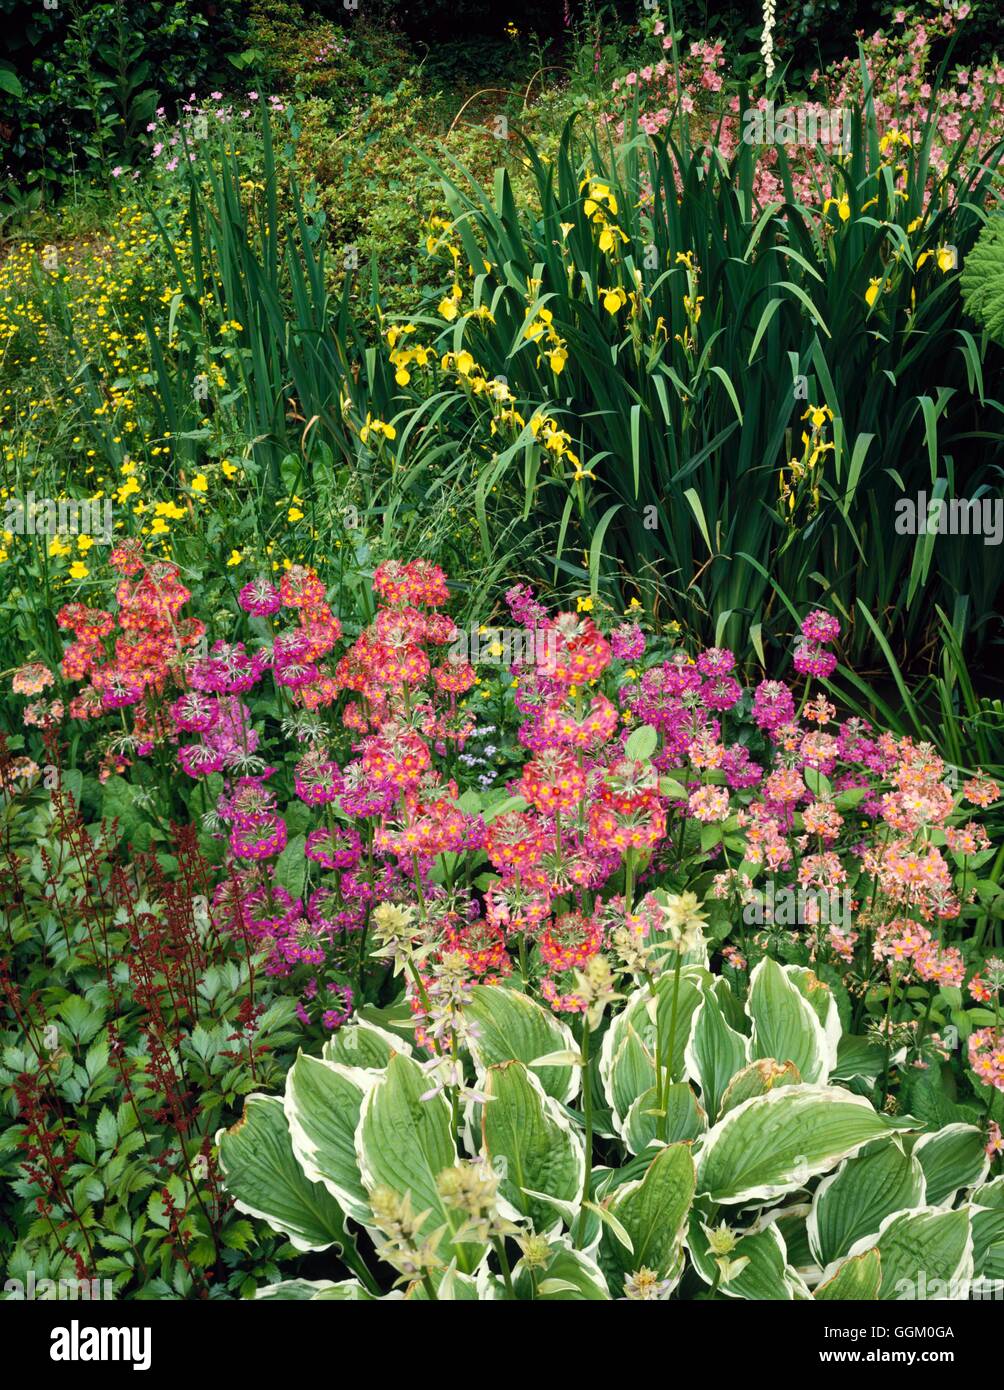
[700,674,742,711]
[305,825,362,869]
[721,743,762,788]
[99,671,145,709]
[800,610,841,644]
[238,578,282,616]
[230,815,288,860]
[696,646,736,676]
[178,743,226,777]
[294,755,344,805]
[752,679,795,731]
[189,640,264,694]
[505,581,548,628]
[171,691,218,733]
[321,983,354,1030]
[610,621,646,660]
[204,697,259,760]
[793,641,838,679]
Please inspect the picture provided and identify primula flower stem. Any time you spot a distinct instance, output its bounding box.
[624,847,636,914]
[914,990,935,1059]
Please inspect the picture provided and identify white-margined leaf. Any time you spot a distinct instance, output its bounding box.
[807,1138,926,1267]
[913,1124,990,1207]
[696,1083,898,1205]
[746,957,830,1084]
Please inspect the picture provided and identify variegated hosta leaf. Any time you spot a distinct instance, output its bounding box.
[322,1018,412,1068]
[600,1021,655,1137]
[696,1083,898,1205]
[355,1052,480,1267]
[838,1207,974,1300]
[712,974,747,1027]
[757,1204,816,1276]
[597,1142,696,1291]
[255,1279,382,1301]
[718,1057,802,1115]
[217,1094,351,1253]
[481,1060,584,1231]
[599,970,706,1137]
[913,1124,990,1207]
[687,1215,808,1300]
[284,1051,375,1225]
[406,1267,481,1300]
[623,1081,706,1154]
[971,1175,1004,1282]
[512,1238,610,1300]
[971,1207,1004,1282]
[684,984,750,1120]
[785,966,841,1072]
[718,1226,806,1301]
[831,1034,886,1085]
[814,1248,883,1300]
[808,1139,926,1268]
[747,956,831,1084]
[972,1175,1004,1209]
[466,984,580,1104]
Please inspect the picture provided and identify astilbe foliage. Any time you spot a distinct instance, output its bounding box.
[0,734,287,1296]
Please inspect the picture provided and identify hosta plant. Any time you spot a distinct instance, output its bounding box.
[218,972,1004,1300]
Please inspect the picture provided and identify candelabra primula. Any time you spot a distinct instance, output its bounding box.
[7,550,1004,1299]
